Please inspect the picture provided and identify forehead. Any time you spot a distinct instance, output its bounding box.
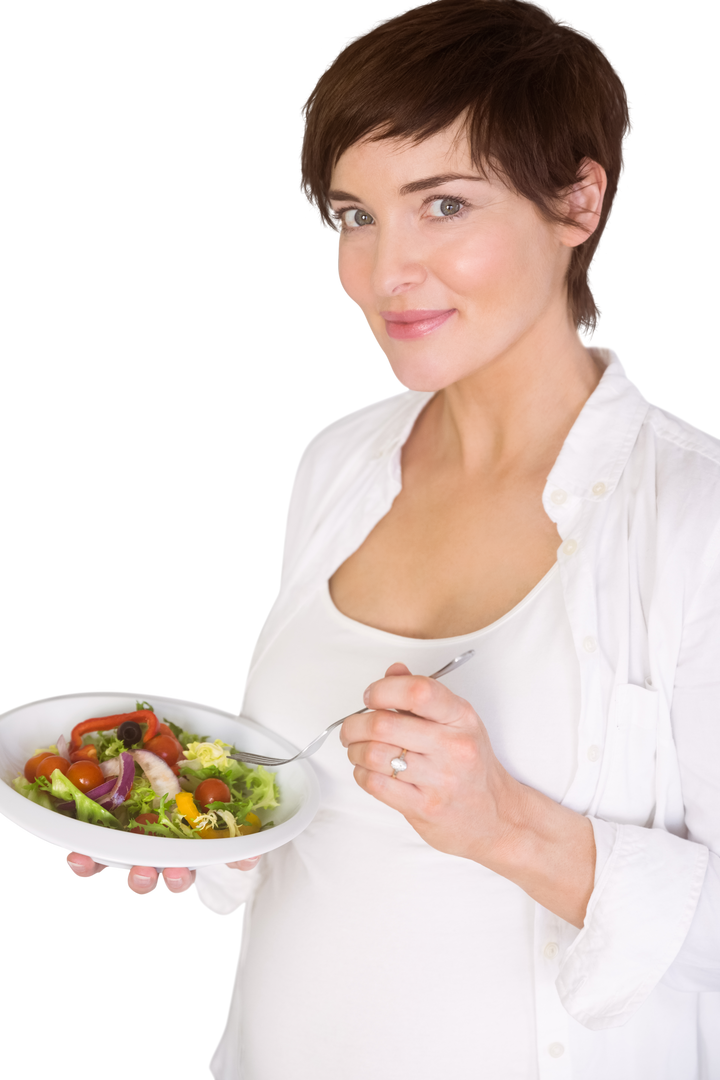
[331,121,481,193]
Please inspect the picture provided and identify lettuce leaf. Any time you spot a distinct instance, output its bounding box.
[13,775,54,810]
[244,765,278,810]
[49,770,121,828]
[165,720,209,749]
[178,758,278,812]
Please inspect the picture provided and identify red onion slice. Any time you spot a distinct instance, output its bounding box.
[132,749,181,798]
[100,758,121,779]
[56,735,71,762]
[53,756,136,812]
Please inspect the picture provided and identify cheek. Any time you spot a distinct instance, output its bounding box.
[462,234,552,317]
[337,221,540,313]
[338,242,372,307]
[435,226,536,310]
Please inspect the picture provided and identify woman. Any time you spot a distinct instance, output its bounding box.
[69,1,720,1076]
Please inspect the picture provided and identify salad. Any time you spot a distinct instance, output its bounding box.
[13,702,278,839]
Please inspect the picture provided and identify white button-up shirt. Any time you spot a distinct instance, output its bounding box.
[197,350,720,1077]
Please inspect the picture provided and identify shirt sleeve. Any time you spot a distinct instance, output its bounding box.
[556,551,720,1029]
[195,862,262,915]
[662,852,720,992]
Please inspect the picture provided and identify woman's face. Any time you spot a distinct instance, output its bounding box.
[329,123,579,392]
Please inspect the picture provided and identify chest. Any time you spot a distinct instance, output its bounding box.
[330,466,561,638]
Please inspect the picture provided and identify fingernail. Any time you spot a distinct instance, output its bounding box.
[67,858,85,870]
[363,687,371,704]
[165,876,183,888]
[134,874,153,884]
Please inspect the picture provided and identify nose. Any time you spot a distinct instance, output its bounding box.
[369,227,431,295]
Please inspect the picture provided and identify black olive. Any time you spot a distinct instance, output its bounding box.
[117,719,143,747]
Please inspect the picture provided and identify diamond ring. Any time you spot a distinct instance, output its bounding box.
[390,751,408,777]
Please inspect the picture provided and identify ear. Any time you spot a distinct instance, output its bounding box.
[559,158,607,249]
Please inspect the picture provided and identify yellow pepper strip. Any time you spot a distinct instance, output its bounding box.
[176,792,257,839]
[236,812,262,836]
[175,791,199,820]
[175,791,217,839]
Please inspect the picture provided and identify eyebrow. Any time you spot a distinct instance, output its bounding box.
[328,172,485,203]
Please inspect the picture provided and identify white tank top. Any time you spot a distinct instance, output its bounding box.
[236,565,580,1080]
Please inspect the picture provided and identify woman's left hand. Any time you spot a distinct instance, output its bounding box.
[341,662,517,864]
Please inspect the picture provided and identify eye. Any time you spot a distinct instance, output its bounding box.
[428,197,465,218]
[334,195,472,235]
[334,208,375,232]
[427,196,468,219]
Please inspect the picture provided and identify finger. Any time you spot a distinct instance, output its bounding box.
[352,764,424,816]
[67,852,106,877]
[363,673,470,726]
[341,708,439,751]
[385,662,411,677]
[347,740,413,778]
[339,709,369,747]
[128,865,159,894]
[162,867,196,893]
[227,856,262,871]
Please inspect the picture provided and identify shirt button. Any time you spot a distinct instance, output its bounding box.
[550,489,567,505]
[587,744,601,762]
[592,481,607,497]
[583,636,597,653]
[548,1043,565,1058]
[562,538,578,556]
[543,941,559,960]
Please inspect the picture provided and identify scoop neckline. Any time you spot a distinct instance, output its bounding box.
[323,557,561,639]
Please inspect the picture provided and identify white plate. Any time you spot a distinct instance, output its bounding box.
[0,691,320,868]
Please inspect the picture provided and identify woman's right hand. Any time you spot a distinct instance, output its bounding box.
[67,851,261,894]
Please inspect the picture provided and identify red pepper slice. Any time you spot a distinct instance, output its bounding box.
[70,709,158,751]
[140,711,159,744]
[69,745,99,764]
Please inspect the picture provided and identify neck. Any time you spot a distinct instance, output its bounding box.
[428,310,602,476]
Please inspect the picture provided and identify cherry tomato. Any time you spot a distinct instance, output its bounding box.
[195,778,231,809]
[157,725,184,758]
[144,734,181,767]
[66,760,104,793]
[130,812,159,835]
[35,755,71,782]
[24,752,53,783]
[156,721,187,764]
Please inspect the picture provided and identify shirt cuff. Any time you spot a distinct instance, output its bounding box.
[194,862,261,915]
[590,816,617,886]
[662,849,720,992]
[555,819,708,1029]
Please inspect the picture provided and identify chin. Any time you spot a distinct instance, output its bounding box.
[384,350,477,393]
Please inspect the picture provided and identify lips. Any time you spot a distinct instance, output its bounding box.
[382,311,455,339]
[379,311,453,321]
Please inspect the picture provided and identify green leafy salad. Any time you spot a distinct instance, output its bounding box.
[14,704,278,839]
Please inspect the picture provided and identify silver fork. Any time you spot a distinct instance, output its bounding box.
[228,649,475,767]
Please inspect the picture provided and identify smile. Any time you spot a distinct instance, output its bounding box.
[380,309,456,340]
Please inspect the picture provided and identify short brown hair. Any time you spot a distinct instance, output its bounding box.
[301,0,629,332]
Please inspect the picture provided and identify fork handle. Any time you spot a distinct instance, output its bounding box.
[325,652,472,730]
[325,650,474,732]
[229,643,472,764]
[325,706,369,735]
